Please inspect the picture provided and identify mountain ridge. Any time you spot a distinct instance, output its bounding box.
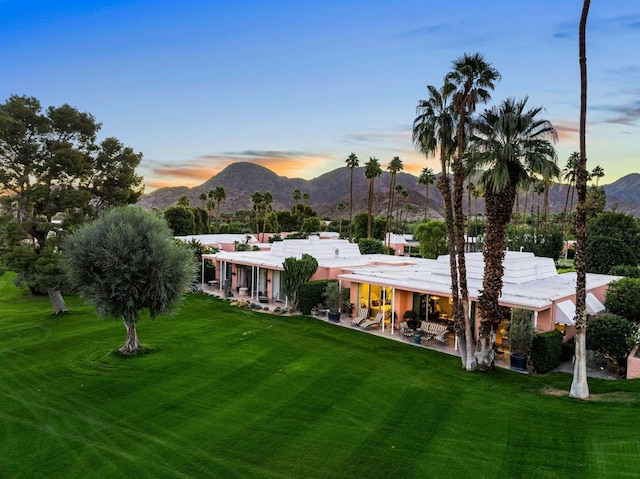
[136,163,640,218]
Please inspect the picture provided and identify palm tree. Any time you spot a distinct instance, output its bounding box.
[261,191,273,242]
[561,152,580,239]
[418,167,436,221]
[469,96,558,369]
[250,191,264,235]
[446,52,501,371]
[533,179,545,228]
[336,202,346,236]
[385,156,404,246]
[466,180,475,243]
[395,185,408,227]
[302,192,310,205]
[199,192,207,209]
[212,186,226,226]
[413,81,463,365]
[292,188,301,207]
[345,153,359,242]
[571,0,591,400]
[591,165,604,187]
[364,157,382,238]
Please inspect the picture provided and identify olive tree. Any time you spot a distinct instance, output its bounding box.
[64,207,197,354]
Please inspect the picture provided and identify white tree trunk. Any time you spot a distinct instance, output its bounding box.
[119,319,141,355]
[570,330,589,399]
[47,288,68,315]
[474,329,496,371]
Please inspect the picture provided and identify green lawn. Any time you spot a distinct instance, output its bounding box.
[1,274,639,479]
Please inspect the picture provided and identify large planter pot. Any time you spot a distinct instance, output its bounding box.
[510,354,528,372]
[327,311,341,322]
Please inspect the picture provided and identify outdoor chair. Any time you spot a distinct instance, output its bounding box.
[398,321,413,337]
[351,308,369,325]
[360,312,384,329]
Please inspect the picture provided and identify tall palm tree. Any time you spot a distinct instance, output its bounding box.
[395,185,408,226]
[336,202,345,236]
[292,189,301,207]
[469,96,558,369]
[413,81,465,365]
[345,153,359,242]
[591,165,604,187]
[571,0,591,400]
[250,191,264,235]
[466,180,475,242]
[418,167,436,221]
[364,157,382,238]
[385,156,404,246]
[446,52,501,371]
[261,191,273,242]
[533,179,545,228]
[212,186,226,225]
[199,192,207,209]
[561,152,579,236]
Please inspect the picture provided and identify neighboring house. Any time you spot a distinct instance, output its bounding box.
[203,236,618,356]
[175,234,263,252]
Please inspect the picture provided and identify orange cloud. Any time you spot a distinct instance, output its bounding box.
[553,120,579,140]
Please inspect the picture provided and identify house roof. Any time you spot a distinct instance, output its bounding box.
[176,234,258,246]
[338,252,619,310]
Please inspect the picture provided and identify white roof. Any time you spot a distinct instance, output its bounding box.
[339,252,619,311]
[175,234,258,246]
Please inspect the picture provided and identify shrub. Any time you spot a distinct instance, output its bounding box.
[357,238,386,254]
[586,235,637,274]
[509,309,535,356]
[560,337,575,362]
[587,313,633,369]
[608,265,640,278]
[605,277,640,323]
[299,280,331,315]
[530,330,563,374]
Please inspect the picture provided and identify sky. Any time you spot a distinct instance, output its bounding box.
[1,1,639,191]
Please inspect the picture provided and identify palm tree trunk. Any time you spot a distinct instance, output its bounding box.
[349,171,354,242]
[437,172,466,367]
[367,180,374,238]
[453,158,473,370]
[476,187,514,370]
[570,0,590,399]
[424,185,429,222]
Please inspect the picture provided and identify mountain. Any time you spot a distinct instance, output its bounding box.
[136,162,640,218]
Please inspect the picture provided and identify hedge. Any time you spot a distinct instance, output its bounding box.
[530,330,563,374]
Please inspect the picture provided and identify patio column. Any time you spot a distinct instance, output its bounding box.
[201,256,205,291]
[391,288,396,334]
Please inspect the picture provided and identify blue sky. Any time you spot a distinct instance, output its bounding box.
[2,0,639,190]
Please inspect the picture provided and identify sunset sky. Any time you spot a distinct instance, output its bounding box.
[2,1,639,191]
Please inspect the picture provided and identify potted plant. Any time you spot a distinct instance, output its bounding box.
[403,310,417,330]
[322,281,342,322]
[508,308,535,371]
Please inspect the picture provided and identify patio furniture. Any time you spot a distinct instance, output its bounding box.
[417,321,450,343]
[351,308,369,325]
[398,321,413,337]
[360,312,384,329]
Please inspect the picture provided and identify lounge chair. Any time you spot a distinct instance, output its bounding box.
[351,308,369,325]
[360,312,384,329]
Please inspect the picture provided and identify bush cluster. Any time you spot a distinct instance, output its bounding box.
[530,330,563,374]
[299,280,332,315]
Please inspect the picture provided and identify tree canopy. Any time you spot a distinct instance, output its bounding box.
[0,95,144,310]
[64,206,196,354]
